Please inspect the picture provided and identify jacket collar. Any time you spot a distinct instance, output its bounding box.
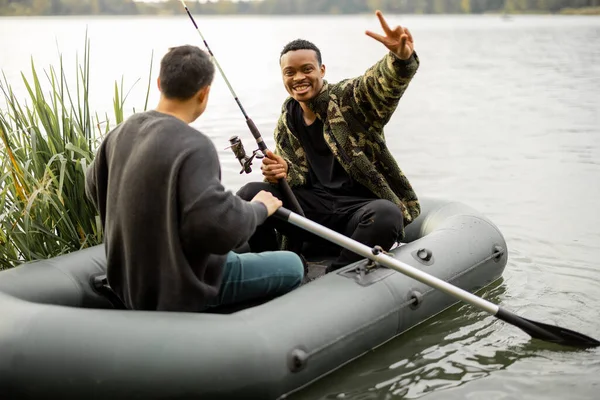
[306,80,330,119]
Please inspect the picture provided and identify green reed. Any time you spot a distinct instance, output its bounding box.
[0,33,153,269]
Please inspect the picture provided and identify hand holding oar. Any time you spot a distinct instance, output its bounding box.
[178,0,305,218]
[274,207,600,349]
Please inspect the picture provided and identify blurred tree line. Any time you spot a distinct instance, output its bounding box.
[1,0,599,16]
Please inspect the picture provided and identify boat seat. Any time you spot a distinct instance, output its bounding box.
[90,242,337,313]
[90,274,285,314]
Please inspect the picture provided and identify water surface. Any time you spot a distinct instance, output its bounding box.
[1,13,599,400]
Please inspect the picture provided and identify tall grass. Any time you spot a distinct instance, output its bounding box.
[0,33,153,270]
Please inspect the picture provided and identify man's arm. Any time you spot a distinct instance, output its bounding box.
[179,138,268,255]
[350,51,419,131]
[348,10,420,132]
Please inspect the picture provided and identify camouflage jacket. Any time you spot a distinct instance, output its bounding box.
[273,51,421,237]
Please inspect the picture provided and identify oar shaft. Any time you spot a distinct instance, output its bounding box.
[280,208,500,315]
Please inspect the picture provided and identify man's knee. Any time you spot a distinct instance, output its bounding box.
[236,182,273,201]
[365,200,404,232]
[279,251,305,290]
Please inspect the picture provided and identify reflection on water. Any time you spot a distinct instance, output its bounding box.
[1,13,600,400]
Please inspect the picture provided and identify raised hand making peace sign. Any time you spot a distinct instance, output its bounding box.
[365,10,414,60]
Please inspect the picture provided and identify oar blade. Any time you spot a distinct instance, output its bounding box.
[497,308,600,348]
[521,317,600,348]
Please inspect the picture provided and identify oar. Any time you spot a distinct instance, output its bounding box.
[274,207,600,349]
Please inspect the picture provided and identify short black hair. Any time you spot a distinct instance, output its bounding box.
[159,45,215,100]
[280,39,322,66]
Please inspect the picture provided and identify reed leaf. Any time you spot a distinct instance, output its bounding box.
[0,32,153,269]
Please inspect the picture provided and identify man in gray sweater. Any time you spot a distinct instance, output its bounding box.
[85,45,304,312]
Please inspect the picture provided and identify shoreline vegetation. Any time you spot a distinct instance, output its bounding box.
[0,35,153,269]
[1,0,599,17]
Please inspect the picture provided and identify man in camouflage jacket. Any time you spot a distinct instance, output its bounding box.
[237,10,420,272]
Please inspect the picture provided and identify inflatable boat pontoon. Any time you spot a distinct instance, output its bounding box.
[0,197,508,399]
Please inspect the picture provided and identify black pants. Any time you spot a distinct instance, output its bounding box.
[236,182,404,271]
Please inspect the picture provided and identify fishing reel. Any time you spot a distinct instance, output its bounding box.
[226,135,263,174]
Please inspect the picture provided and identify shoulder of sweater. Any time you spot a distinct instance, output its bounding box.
[123,111,216,154]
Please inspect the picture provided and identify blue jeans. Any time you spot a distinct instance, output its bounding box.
[203,251,304,310]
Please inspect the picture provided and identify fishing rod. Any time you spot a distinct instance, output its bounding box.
[177,0,305,218]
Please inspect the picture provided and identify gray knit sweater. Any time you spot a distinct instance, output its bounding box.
[85,110,267,312]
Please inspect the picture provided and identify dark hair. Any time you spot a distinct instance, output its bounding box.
[280,39,322,66]
[159,45,215,100]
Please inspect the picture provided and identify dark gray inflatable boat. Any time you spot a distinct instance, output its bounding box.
[0,197,508,399]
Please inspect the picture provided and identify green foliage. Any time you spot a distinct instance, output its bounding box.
[0,32,152,269]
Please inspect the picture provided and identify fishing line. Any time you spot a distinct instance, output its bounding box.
[177,0,305,218]
[178,0,262,148]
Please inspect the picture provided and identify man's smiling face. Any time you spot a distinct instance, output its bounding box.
[280,49,325,102]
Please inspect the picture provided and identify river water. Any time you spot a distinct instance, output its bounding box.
[1,13,599,400]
